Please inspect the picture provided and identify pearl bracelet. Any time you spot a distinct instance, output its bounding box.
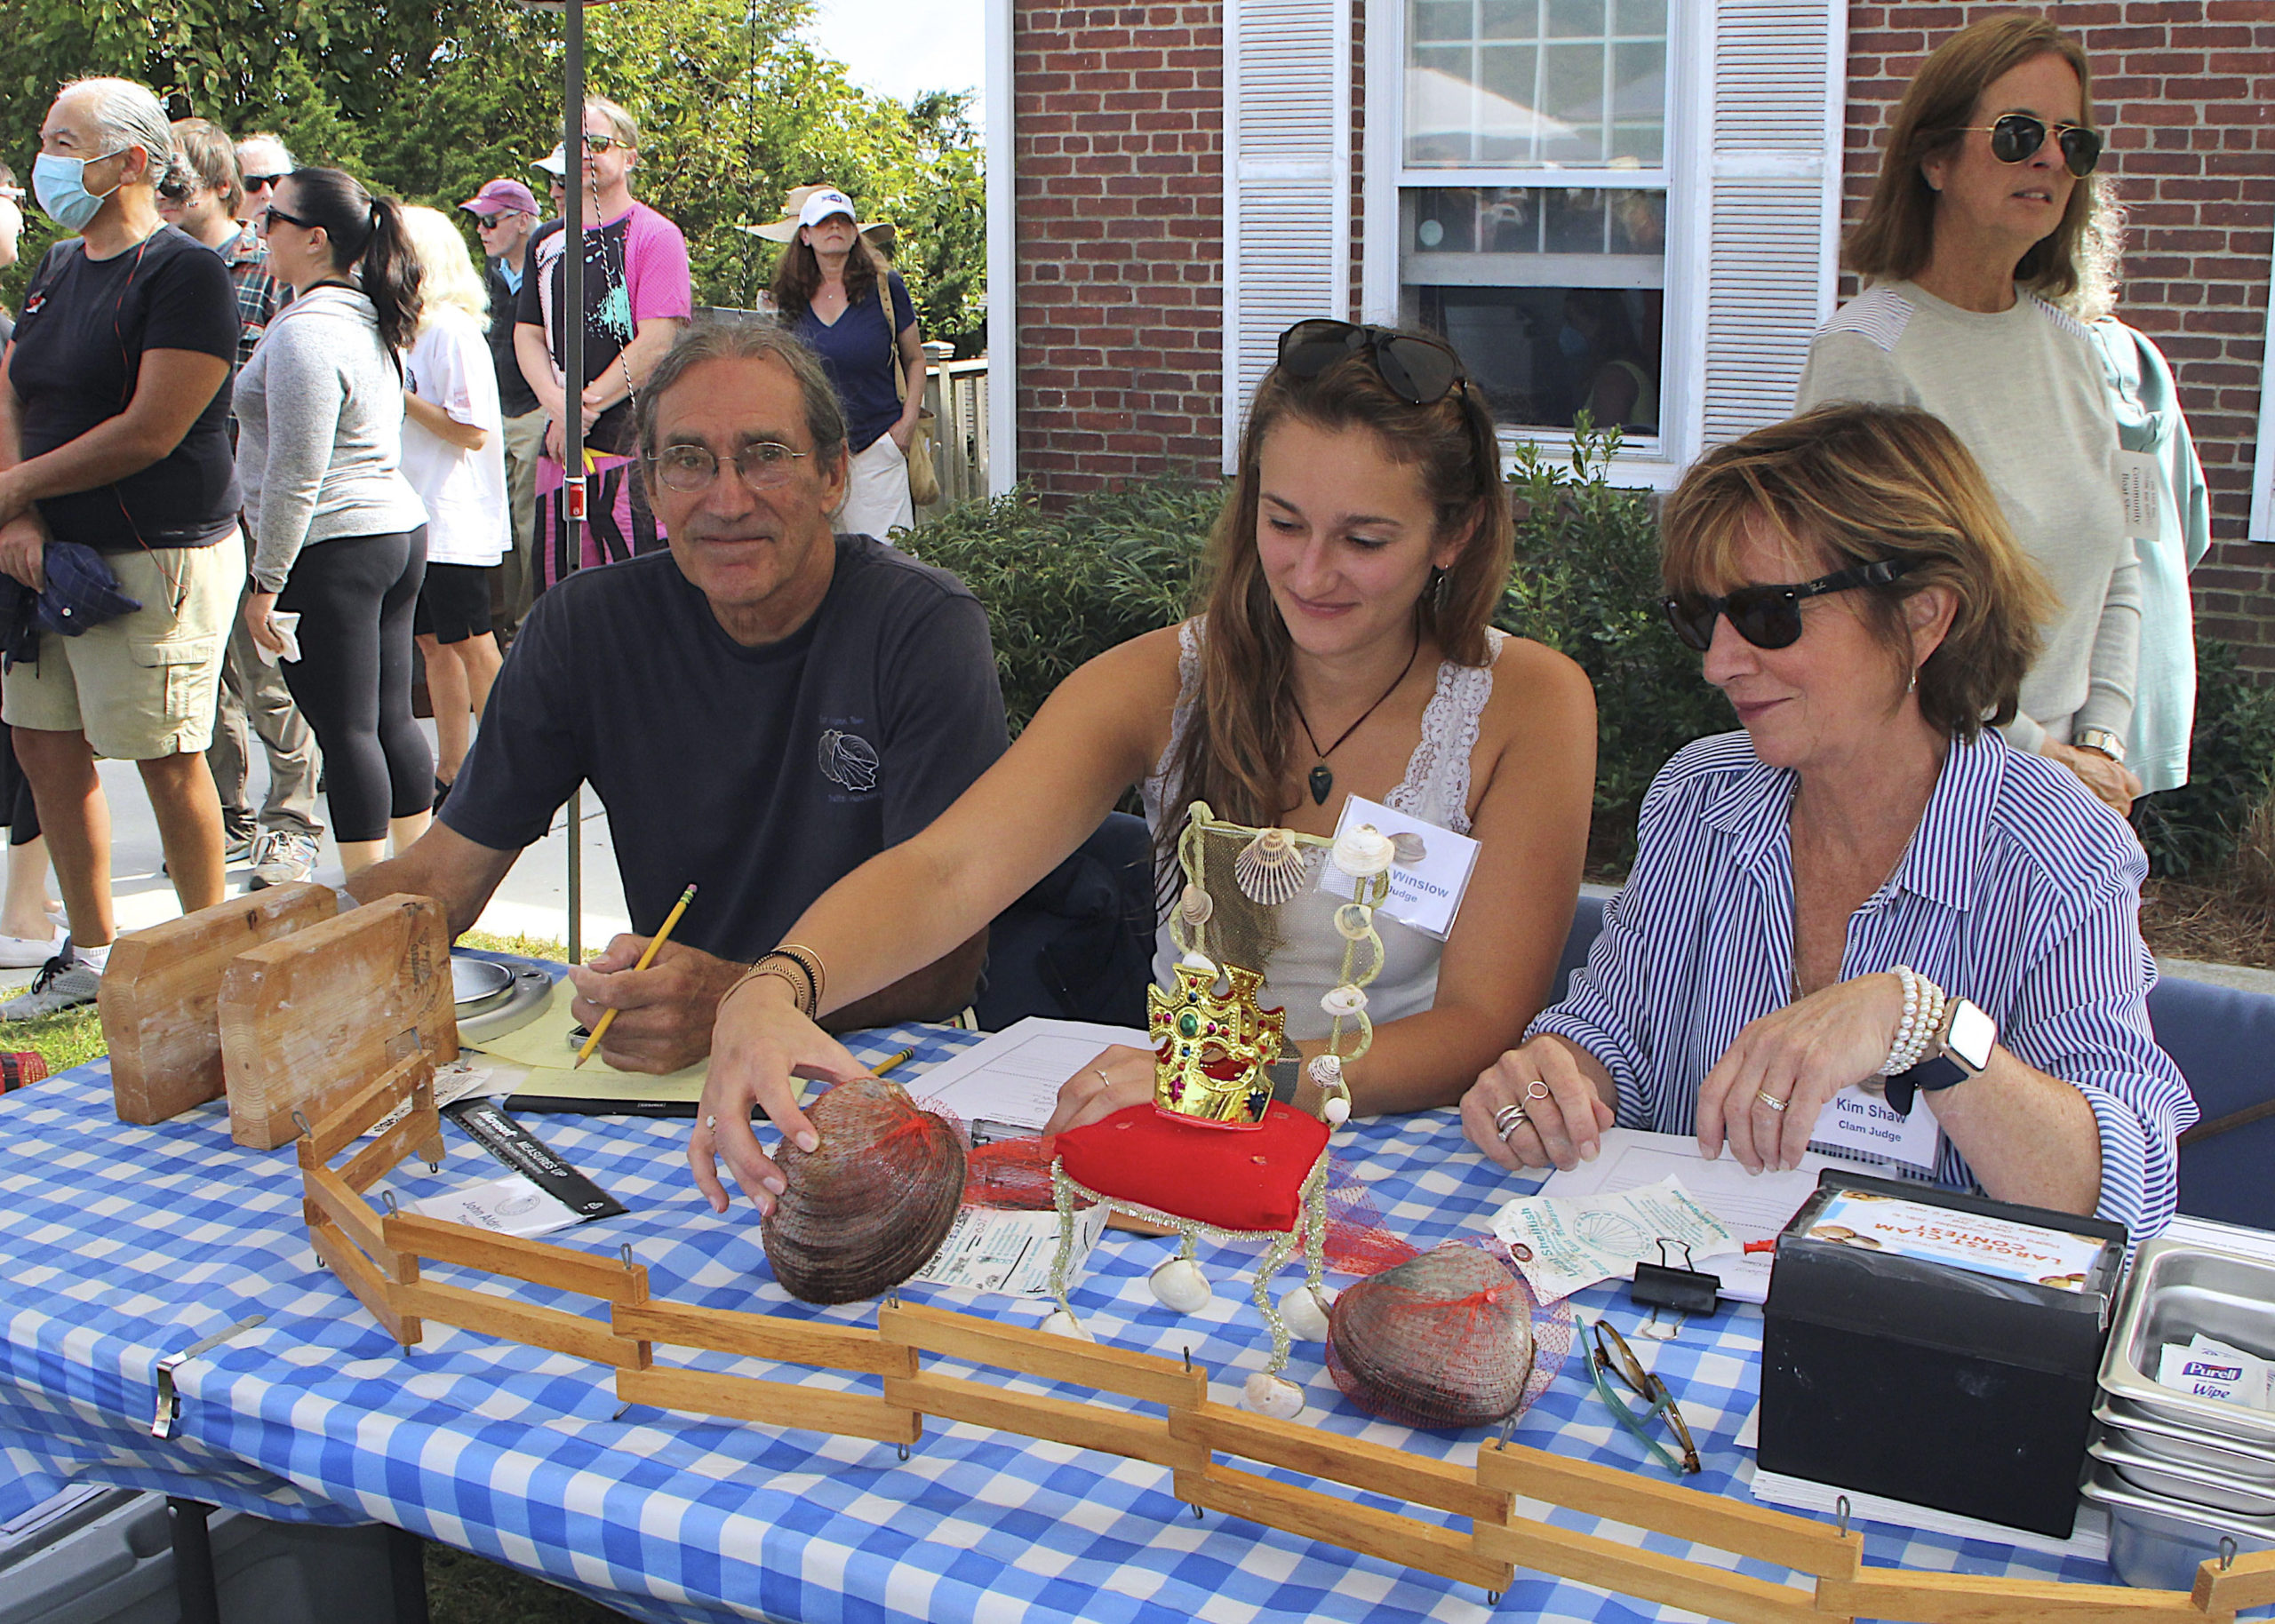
[1878,966,1948,1076]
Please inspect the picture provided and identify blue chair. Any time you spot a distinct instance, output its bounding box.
[1548,890,2274,1230]
[975,811,1156,1031]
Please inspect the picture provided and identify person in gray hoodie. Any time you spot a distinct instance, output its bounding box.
[235,168,435,874]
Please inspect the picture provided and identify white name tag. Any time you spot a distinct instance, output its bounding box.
[1317,794,1479,941]
[2115,449,2161,537]
[1808,1083,1943,1174]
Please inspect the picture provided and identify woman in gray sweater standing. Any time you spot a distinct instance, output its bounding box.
[1796,16,2141,817]
[236,169,435,874]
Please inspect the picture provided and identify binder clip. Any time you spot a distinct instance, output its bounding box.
[1630,1239,1720,1340]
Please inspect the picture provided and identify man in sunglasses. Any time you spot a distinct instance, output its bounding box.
[459,178,546,637]
[231,132,291,228]
[347,319,1006,1072]
[1800,17,2141,818]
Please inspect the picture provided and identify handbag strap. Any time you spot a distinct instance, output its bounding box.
[876,275,906,405]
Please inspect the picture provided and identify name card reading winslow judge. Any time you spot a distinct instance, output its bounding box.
[1318,794,1480,941]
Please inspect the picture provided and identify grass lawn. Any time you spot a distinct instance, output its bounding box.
[2,929,635,1623]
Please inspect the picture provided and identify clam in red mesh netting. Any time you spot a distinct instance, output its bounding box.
[1326,1242,1574,1431]
[761,1079,968,1305]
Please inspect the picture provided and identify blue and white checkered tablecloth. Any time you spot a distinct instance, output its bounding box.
[0,1023,2124,1623]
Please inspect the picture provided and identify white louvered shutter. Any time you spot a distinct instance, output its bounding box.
[1222,0,1350,471]
[1700,0,1846,446]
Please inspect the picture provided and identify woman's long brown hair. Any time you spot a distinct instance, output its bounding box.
[770,226,883,323]
[1153,340,1512,892]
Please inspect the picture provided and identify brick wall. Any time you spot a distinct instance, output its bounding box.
[1842,2,2275,674]
[1013,1,1226,503]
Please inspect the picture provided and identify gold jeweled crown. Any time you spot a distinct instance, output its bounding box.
[1148,962,1287,1129]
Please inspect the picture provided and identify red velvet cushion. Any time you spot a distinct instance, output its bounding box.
[1054,1103,1330,1232]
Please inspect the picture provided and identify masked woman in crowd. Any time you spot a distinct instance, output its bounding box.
[693,320,1598,1214]
[1462,404,2193,1240]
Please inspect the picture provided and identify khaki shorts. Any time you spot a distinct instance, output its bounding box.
[2,529,244,760]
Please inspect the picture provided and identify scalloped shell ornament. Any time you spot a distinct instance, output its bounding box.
[1178,883,1214,926]
[1233,827,1312,904]
[1331,824,1396,879]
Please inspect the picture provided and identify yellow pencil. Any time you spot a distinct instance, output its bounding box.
[574,882,697,1069]
[872,1047,915,1078]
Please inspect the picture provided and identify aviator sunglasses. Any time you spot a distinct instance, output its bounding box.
[1958,112,2102,177]
[1277,319,1466,406]
[1662,554,1920,653]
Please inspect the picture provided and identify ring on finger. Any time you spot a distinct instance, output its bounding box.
[1492,1103,1529,1140]
[1092,1067,1113,1092]
[1755,1089,1790,1114]
[704,1114,717,1133]
[1523,1080,1550,1102]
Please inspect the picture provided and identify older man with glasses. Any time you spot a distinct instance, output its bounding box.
[459,178,546,638]
[231,131,291,227]
[348,318,1005,1072]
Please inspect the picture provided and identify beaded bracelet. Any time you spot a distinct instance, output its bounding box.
[1877,965,1947,1076]
[722,943,829,1021]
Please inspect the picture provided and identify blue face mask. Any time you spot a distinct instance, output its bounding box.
[33,149,124,233]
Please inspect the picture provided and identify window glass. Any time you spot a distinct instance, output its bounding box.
[1404,0,1666,169]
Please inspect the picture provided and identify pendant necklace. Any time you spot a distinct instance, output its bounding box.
[1290,633,1420,806]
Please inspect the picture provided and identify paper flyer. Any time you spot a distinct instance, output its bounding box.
[412,1174,586,1238]
[912,1201,1108,1296]
[1488,1175,1739,1303]
[1800,1189,2106,1291]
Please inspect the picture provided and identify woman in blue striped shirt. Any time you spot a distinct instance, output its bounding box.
[1465,403,2194,1238]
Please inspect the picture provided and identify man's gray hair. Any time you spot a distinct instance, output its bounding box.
[236,131,295,172]
[635,318,848,473]
[58,77,184,191]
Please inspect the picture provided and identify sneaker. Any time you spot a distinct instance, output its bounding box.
[247,829,320,890]
[2,952,100,1020]
[0,926,66,969]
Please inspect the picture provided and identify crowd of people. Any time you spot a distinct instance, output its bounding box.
[0,13,2212,1244]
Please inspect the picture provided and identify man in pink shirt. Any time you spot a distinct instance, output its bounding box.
[514,97,691,588]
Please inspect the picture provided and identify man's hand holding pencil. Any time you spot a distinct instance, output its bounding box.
[564,888,747,1072]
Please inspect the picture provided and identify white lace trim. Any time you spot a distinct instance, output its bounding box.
[1147,618,1502,834]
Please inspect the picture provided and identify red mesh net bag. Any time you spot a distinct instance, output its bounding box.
[963,1134,1059,1210]
[1326,1242,1569,1431]
[761,1079,968,1305]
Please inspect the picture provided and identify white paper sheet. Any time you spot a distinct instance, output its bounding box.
[911,1016,1151,1134]
[913,1202,1109,1296]
[1534,1128,1832,1303]
[1489,1176,1738,1303]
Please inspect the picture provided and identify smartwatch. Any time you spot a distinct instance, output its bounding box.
[2073,728,2127,764]
[1886,997,1997,1115]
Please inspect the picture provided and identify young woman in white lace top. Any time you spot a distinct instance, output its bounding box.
[692,320,1596,1216]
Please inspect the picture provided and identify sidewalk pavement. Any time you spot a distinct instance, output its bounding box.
[89,718,632,953]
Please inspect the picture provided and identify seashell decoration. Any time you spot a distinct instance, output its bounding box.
[1333,903,1375,943]
[1178,949,1218,975]
[1391,831,1428,864]
[1330,824,1396,879]
[761,1077,967,1306]
[1149,1256,1214,1313]
[1306,1053,1344,1090]
[1041,1307,1094,1341]
[1233,827,1313,905]
[1320,983,1369,1018]
[1178,883,1214,926]
[1242,1370,1307,1420]
[1327,1245,1537,1430]
[1281,1283,1334,1341]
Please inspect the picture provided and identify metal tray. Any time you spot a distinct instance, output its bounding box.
[2080,1460,2275,1591]
[452,956,516,1016]
[2096,1396,2275,1485]
[2100,1238,2275,1449]
[2092,1430,2275,1519]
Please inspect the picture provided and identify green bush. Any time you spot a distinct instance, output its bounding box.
[2135,634,2275,879]
[914,480,1219,732]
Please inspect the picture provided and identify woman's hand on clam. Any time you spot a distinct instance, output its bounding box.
[1462,1037,1613,1173]
[690,976,867,1216]
[1695,972,1905,1174]
[1042,1043,1157,1137]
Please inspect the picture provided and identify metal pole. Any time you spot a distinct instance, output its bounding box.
[562,0,587,961]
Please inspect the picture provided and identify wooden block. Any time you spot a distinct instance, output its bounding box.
[391,1279,639,1367]
[1177,1462,1511,1592]
[1817,1571,2213,1624]
[1171,1402,1507,1524]
[218,894,456,1150]
[100,883,336,1125]
[385,1213,647,1304]
[303,1165,403,1277]
[884,1371,1206,1471]
[619,1365,921,1445]
[877,1301,1207,1409]
[300,1052,434,1166]
[2194,1548,2275,1615]
[337,1102,443,1195]
[617,1300,916,1377]
[310,1213,421,1347]
[1476,1439,1861,1578]
[1473,1515,1821,1624]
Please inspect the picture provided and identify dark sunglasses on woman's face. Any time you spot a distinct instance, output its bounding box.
[257,203,317,234]
[1662,554,1920,653]
[1276,319,1467,406]
[1960,112,2102,177]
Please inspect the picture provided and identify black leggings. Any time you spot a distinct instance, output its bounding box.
[0,728,37,847]
[275,528,435,842]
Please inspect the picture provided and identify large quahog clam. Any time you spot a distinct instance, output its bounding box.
[760,1077,967,1305]
[1325,1243,1537,1430]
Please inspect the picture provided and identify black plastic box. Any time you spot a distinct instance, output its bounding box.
[1759,1171,2127,1538]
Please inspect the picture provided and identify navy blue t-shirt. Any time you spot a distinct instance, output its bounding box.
[792,270,917,455]
[7,227,241,552]
[441,535,1008,962]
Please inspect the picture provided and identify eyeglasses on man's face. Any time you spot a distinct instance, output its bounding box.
[1589,1320,1701,1476]
[579,131,628,154]
[243,171,287,192]
[645,441,812,494]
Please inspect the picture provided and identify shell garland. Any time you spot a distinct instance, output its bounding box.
[1233,827,1313,905]
[1330,824,1396,879]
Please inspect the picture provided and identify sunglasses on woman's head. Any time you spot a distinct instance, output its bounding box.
[1276,319,1467,406]
[1959,112,2102,177]
[1662,555,1919,653]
